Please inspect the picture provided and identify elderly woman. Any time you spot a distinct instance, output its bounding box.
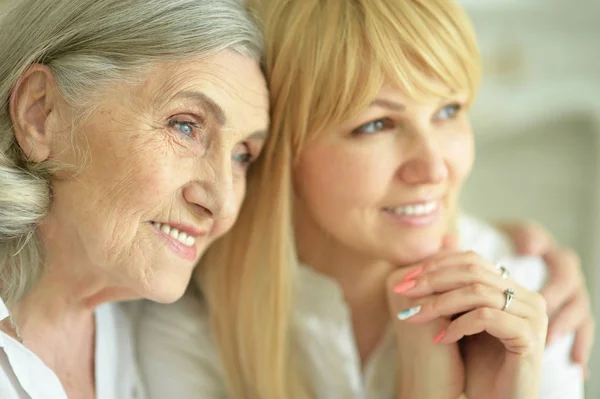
[137,0,593,398]
[0,0,268,397]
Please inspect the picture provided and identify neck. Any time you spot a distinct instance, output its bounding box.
[4,242,135,346]
[295,212,408,363]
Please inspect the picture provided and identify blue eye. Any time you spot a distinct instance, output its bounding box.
[169,120,199,137]
[232,144,255,168]
[351,118,394,135]
[233,153,253,165]
[434,103,462,121]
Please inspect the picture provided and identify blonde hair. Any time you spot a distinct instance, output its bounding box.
[0,0,262,306]
[199,0,481,398]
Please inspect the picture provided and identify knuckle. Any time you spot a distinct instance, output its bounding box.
[563,248,581,266]
[421,259,436,273]
[470,283,488,296]
[526,221,544,235]
[465,262,480,276]
[477,307,494,320]
[464,251,479,263]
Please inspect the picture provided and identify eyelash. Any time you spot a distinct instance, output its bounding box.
[351,118,395,135]
[168,119,202,139]
[170,118,258,169]
[433,103,463,121]
[232,144,256,167]
[351,102,464,136]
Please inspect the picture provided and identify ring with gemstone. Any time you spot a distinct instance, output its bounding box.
[502,288,515,311]
[496,263,510,279]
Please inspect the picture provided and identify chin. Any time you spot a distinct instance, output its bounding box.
[385,234,445,266]
[139,269,195,304]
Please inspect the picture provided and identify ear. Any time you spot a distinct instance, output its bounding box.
[9,64,59,163]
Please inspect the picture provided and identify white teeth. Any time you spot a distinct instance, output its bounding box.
[185,235,195,246]
[152,222,197,247]
[387,201,438,216]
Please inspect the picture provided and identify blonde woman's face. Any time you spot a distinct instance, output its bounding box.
[294,83,474,265]
[41,51,269,303]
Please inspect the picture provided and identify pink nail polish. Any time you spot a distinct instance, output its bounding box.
[393,279,417,294]
[403,266,423,281]
[433,330,446,344]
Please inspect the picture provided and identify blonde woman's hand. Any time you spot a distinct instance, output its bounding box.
[394,251,548,399]
[386,235,464,399]
[497,219,595,374]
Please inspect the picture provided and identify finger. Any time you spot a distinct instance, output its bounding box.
[571,318,595,367]
[497,221,553,256]
[546,293,588,345]
[387,243,462,286]
[539,248,582,314]
[400,283,534,323]
[395,261,527,299]
[422,250,497,275]
[438,308,546,355]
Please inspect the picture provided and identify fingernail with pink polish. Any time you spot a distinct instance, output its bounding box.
[397,305,421,321]
[433,330,446,344]
[403,267,423,281]
[393,279,417,294]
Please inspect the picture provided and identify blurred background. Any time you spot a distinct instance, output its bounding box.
[458,0,600,396]
[0,0,598,396]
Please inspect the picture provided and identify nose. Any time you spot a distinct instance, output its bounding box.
[397,135,448,185]
[182,153,238,221]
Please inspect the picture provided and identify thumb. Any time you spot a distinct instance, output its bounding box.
[442,233,459,251]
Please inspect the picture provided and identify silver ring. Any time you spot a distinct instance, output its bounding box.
[497,264,510,279]
[502,288,515,311]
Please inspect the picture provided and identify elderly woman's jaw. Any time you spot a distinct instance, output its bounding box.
[11,52,269,305]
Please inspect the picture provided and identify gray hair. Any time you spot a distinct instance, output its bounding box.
[0,0,263,306]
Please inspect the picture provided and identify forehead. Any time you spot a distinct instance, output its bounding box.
[135,52,269,129]
[375,80,465,104]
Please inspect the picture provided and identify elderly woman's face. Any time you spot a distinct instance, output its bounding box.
[294,83,474,265]
[38,51,269,302]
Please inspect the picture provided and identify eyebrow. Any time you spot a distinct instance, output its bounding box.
[172,91,226,125]
[248,129,268,141]
[369,98,406,111]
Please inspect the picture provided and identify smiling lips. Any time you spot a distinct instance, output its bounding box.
[384,200,439,216]
[150,221,197,247]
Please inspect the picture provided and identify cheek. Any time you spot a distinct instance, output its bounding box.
[208,175,247,239]
[295,143,391,215]
[445,132,475,184]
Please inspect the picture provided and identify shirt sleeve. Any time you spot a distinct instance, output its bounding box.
[136,294,228,399]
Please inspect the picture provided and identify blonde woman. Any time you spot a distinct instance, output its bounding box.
[0,0,269,397]
[138,1,591,398]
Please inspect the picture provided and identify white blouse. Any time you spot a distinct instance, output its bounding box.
[0,300,146,399]
[137,215,585,399]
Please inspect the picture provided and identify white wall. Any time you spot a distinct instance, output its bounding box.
[461,1,600,396]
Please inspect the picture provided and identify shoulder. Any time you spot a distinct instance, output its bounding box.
[0,331,67,398]
[137,290,217,361]
[96,302,148,399]
[458,214,548,292]
[136,291,227,398]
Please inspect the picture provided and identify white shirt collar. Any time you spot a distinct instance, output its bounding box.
[0,297,9,321]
